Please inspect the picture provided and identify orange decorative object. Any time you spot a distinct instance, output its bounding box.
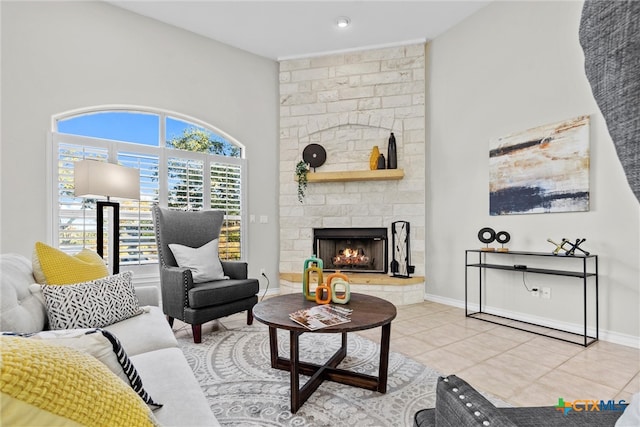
[303,265,323,301]
[325,272,350,304]
[315,283,332,304]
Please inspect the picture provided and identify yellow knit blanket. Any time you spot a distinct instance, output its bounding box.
[1,336,158,426]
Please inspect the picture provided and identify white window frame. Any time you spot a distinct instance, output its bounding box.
[47,106,248,280]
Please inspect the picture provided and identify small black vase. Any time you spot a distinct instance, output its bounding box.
[387,132,397,169]
[377,153,386,169]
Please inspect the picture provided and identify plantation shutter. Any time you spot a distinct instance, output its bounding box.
[167,157,204,210]
[56,142,108,254]
[118,151,159,265]
[211,162,242,260]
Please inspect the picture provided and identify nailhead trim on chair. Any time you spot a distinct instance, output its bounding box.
[153,205,190,316]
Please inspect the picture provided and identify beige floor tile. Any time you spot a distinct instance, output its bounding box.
[440,339,503,363]
[411,323,479,347]
[392,318,437,335]
[455,362,532,401]
[390,335,437,357]
[527,335,586,357]
[624,372,640,394]
[454,331,523,353]
[557,350,640,390]
[413,347,477,374]
[503,342,573,369]
[535,369,620,401]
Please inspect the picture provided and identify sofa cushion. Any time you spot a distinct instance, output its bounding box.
[0,254,47,333]
[0,336,159,427]
[2,328,162,410]
[131,347,220,427]
[104,306,178,357]
[42,271,143,329]
[169,238,226,283]
[32,242,108,285]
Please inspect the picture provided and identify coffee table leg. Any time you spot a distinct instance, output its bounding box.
[290,330,302,413]
[268,327,279,368]
[378,323,391,393]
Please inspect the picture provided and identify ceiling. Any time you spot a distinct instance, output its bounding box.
[106,1,490,60]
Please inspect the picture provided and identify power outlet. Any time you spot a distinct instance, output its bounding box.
[542,287,551,299]
[531,289,539,298]
[260,268,266,276]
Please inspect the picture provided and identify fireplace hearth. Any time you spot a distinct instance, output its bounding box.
[313,228,388,274]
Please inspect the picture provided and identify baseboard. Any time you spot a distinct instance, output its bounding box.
[424,293,640,349]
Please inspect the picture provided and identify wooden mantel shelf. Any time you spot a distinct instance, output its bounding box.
[298,169,404,183]
[280,272,424,286]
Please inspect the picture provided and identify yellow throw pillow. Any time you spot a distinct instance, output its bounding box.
[32,242,108,285]
[0,336,159,427]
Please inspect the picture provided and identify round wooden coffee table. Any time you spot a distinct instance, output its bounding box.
[253,293,397,413]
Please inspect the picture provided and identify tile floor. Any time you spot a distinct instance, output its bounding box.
[187,299,640,408]
[356,300,640,407]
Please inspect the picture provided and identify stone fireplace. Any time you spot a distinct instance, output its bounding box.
[278,43,426,304]
[314,227,388,274]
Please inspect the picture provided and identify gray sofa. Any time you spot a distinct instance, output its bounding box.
[414,375,623,427]
[0,253,219,426]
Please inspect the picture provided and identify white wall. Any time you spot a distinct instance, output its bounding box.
[0,2,280,282]
[427,1,639,345]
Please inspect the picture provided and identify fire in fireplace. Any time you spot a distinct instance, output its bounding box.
[313,228,388,274]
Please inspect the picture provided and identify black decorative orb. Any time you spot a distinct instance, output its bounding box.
[478,227,496,244]
[302,144,326,170]
[496,231,511,244]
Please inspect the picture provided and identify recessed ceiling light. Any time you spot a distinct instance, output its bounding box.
[337,17,351,29]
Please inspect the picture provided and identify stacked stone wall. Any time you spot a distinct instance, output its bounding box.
[279,44,426,276]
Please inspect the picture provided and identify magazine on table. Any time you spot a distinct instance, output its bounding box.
[289,304,353,331]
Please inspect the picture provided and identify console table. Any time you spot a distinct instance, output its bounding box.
[465,249,598,347]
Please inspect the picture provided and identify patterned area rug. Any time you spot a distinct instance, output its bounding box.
[177,326,441,426]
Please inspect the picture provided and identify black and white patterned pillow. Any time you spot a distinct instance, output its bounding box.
[1,329,162,410]
[41,271,143,329]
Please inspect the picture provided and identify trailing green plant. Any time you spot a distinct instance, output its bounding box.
[295,160,309,203]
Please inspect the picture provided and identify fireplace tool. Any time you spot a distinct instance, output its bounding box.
[391,221,415,278]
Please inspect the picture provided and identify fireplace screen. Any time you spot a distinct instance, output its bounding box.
[313,228,388,274]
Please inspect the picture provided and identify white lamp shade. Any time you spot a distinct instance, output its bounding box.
[74,160,140,200]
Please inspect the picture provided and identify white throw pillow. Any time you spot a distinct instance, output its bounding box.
[616,392,640,427]
[168,239,227,283]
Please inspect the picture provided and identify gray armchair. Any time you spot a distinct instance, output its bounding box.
[152,205,259,343]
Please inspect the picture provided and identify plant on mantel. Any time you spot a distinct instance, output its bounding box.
[295,160,309,203]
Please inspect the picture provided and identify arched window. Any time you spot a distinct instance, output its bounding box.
[51,107,246,270]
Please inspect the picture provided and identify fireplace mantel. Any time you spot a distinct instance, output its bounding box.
[296,169,404,183]
[280,272,424,286]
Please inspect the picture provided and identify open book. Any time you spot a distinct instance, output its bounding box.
[289,305,353,331]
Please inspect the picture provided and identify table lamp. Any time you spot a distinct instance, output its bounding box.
[74,159,140,274]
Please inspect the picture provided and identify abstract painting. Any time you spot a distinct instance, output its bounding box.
[489,116,590,215]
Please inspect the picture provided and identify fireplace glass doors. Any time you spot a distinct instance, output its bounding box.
[313,228,388,274]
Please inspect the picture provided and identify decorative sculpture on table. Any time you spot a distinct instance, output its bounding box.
[315,282,332,304]
[495,231,510,252]
[478,227,496,251]
[478,227,511,252]
[326,272,350,304]
[547,238,590,256]
[303,254,323,301]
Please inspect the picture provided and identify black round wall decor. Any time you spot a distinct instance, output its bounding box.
[302,144,327,171]
[478,227,496,244]
[496,231,511,244]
